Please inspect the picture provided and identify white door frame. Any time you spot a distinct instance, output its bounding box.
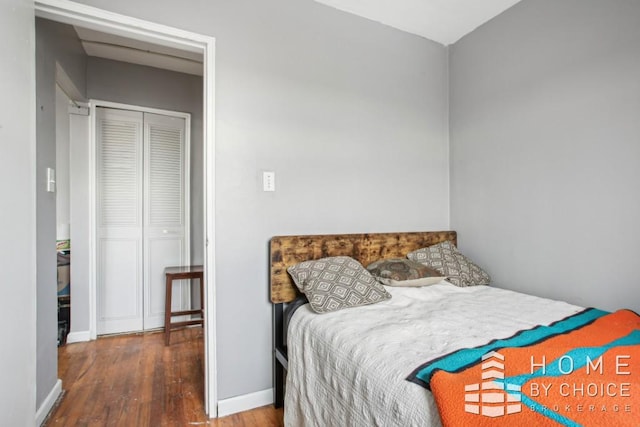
[34,0,218,417]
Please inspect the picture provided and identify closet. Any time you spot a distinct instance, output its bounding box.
[96,107,190,335]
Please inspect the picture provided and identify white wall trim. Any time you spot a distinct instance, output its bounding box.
[34,0,217,417]
[88,97,97,341]
[217,389,274,418]
[89,99,193,119]
[66,331,90,344]
[203,33,218,420]
[35,0,205,52]
[35,379,62,426]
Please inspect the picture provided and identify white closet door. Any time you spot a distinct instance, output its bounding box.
[143,112,189,330]
[96,107,144,335]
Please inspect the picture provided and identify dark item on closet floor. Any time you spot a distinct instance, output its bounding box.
[57,296,71,346]
[57,321,68,347]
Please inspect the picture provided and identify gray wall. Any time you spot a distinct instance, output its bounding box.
[0,0,37,422]
[450,0,640,313]
[87,57,204,266]
[75,0,450,399]
[35,18,88,409]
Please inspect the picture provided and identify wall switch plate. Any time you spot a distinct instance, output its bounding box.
[263,171,275,192]
[47,168,56,193]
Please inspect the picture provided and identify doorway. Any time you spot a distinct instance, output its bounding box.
[35,0,218,417]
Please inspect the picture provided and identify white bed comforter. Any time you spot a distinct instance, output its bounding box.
[284,283,583,427]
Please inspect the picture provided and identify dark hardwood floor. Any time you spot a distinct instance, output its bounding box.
[45,328,283,426]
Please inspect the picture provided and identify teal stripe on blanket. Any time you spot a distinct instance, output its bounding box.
[408,307,608,389]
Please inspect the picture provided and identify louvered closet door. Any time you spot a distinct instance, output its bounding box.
[96,108,144,334]
[143,112,189,330]
[97,108,189,335]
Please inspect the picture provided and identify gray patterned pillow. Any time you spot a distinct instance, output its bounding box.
[406,241,490,287]
[287,256,391,314]
[366,258,445,287]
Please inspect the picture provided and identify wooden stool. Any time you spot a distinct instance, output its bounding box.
[164,265,204,346]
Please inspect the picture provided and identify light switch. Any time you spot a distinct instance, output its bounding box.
[47,168,56,193]
[263,171,275,192]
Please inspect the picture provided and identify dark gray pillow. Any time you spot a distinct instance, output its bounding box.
[366,258,445,287]
[287,256,391,314]
[406,241,490,287]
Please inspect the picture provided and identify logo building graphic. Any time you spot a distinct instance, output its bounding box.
[464,351,522,417]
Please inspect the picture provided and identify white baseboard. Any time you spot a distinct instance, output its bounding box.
[217,388,274,417]
[35,379,62,426]
[66,330,91,343]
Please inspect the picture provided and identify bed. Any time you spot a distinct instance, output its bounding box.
[270,231,639,427]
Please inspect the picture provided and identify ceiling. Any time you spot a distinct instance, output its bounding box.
[74,1,521,74]
[74,27,203,76]
[314,0,523,45]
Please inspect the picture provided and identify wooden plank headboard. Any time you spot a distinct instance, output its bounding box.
[270,231,457,303]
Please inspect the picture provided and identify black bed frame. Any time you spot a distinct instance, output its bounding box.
[273,296,308,408]
[273,303,287,408]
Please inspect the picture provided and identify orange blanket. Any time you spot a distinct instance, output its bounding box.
[408,309,640,426]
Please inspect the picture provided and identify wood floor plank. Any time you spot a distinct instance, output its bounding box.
[45,328,283,426]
